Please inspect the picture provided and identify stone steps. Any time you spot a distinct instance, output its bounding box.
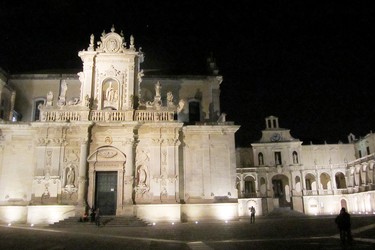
[49,216,150,227]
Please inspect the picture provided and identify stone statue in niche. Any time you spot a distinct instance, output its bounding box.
[134,149,150,197]
[65,166,75,187]
[259,154,264,165]
[137,165,147,187]
[106,82,115,102]
[103,81,118,108]
[293,153,298,164]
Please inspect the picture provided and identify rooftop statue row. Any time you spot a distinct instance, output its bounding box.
[39,81,184,123]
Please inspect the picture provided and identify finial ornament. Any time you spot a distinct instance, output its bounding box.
[111,25,115,32]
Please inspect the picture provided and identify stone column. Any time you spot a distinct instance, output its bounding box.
[331,171,337,190]
[9,91,16,121]
[300,171,305,194]
[76,137,89,214]
[239,174,244,198]
[87,168,95,209]
[122,138,134,215]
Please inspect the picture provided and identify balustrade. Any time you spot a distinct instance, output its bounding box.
[40,109,175,122]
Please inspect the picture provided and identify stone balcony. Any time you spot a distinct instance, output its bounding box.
[39,108,176,122]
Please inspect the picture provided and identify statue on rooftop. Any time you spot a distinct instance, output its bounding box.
[46,91,53,107]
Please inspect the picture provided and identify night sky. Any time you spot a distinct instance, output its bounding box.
[1,1,374,147]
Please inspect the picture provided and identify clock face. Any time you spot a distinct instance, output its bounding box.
[271,133,281,142]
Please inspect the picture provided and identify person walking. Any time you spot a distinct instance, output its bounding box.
[95,208,101,227]
[335,207,353,245]
[249,206,256,223]
[90,206,96,223]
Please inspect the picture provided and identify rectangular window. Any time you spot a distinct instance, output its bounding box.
[366,146,370,155]
[274,152,281,165]
[358,150,362,158]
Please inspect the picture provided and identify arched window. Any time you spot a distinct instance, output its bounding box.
[335,172,347,189]
[292,151,298,164]
[305,173,316,190]
[244,176,256,198]
[320,172,331,190]
[258,152,264,165]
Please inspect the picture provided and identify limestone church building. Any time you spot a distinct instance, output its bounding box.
[0,26,374,225]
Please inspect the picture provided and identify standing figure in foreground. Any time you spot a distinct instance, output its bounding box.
[95,208,101,227]
[335,207,353,245]
[249,206,256,223]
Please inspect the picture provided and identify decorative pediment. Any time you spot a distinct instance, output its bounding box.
[87,146,126,162]
[96,26,127,53]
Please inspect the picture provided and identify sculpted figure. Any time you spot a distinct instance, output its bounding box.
[177,99,186,113]
[46,91,53,106]
[137,165,147,187]
[61,80,68,98]
[105,82,114,101]
[155,82,161,97]
[66,166,75,187]
[167,91,173,103]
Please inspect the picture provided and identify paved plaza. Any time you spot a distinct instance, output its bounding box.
[1,213,375,249]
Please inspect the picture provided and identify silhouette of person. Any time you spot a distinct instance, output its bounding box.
[249,206,256,223]
[90,207,96,223]
[335,207,353,245]
[95,208,100,227]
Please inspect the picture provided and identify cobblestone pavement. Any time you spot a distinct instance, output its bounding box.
[1,214,375,249]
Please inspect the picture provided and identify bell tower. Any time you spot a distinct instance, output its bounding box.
[78,25,144,111]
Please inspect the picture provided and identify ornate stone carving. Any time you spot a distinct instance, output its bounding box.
[104,136,113,145]
[96,25,128,54]
[124,176,134,185]
[64,149,79,163]
[97,150,117,158]
[163,138,179,146]
[134,148,150,197]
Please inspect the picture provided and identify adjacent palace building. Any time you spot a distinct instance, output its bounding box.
[0,26,374,225]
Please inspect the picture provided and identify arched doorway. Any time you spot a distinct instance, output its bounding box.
[335,172,347,189]
[272,174,291,208]
[87,146,127,216]
[341,199,347,210]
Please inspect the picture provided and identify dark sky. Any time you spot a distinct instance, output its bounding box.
[1,1,375,147]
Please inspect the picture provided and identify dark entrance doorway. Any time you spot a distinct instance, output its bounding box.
[95,171,117,215]
[272,175,291,208]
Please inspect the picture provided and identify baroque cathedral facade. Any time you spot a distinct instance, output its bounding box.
[0,26,374,225]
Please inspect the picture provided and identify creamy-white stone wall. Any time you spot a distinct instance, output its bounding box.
[183,125,239,203]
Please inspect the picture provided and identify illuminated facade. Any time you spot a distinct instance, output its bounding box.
[0,26,239,224]
[1,26,374,225]
[237,116,375,216]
